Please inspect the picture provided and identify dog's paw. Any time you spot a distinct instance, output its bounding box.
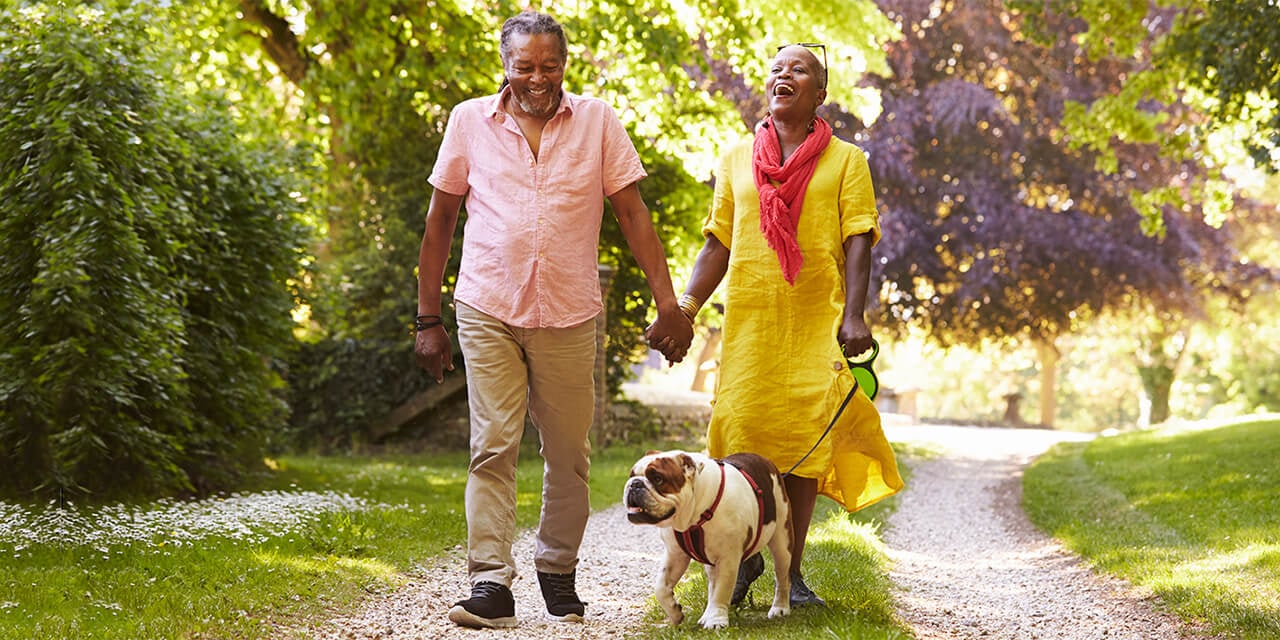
[768,605,790,619]
[664,603,684,626]
[698,609,730,629]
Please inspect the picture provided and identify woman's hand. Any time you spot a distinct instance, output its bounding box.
[839,315,874,362]
[646,307,693,365]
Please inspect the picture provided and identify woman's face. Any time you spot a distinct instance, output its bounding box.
[503,32,565,119]
[766,45,826,122]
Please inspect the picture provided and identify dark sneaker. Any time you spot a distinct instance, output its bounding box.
[537,570,586,622]
[448,581,518,628]
[730,553,765,606]
[790,572,826,607]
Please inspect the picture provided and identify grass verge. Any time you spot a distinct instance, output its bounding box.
[1023,415,1280,640]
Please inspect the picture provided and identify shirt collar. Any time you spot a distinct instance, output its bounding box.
[487,85,577,120]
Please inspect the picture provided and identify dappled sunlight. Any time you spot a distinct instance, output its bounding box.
[810,512,884,546]
[252,548,401,583]
[1167,543,1280,596]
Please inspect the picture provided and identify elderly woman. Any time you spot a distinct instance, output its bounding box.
[674,43,903,606]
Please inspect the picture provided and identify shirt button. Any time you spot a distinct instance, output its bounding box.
[832,361,844,371]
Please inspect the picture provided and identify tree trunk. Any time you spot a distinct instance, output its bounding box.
[689,326,722,392]
[1135,317,1189,427]
[1137,364,1175,426]
[238,0,349,249]
[1034,337,1059,428]
[1002,393,1024,426]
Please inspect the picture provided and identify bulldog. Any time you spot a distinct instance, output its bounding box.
[624,450,792,629]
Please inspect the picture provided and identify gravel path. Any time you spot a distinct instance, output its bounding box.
[884,425,1223,640]
[286,503,667,639]
[281,424,1224,640]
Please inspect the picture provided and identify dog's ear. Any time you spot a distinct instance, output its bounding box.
[678,453,698,475]
[646,449,662,456]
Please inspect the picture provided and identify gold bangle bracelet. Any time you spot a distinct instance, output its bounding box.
[677,293,703,323]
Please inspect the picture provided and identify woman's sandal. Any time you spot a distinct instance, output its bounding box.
[790,572,826,607]
[730,553,765,606]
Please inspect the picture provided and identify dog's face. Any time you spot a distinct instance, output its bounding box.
[624,450,699,526]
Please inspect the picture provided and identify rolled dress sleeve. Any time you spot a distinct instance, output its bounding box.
[839,147,880,246]
[702,143,748,248]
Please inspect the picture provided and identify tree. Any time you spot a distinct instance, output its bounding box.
[0,3,311,498]
[1013,0,1280,234]
[849,0,1275,426]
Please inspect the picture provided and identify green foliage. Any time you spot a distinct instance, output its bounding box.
[283,338,437,450]
[1025,416,1280,639]
[1164,0,1280,168]
[1012,0,1280,235]
[1220,301,1280,413]
[601,138,709,394]
[0,3,312,498]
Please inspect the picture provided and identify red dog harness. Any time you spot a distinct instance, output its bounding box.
[673,460,767,566]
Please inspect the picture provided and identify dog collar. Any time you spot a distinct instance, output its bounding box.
[673,460,767,566]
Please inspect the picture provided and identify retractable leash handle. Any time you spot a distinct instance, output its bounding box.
[846,338,879,401]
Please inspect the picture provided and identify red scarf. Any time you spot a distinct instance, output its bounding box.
[752,116,832,284]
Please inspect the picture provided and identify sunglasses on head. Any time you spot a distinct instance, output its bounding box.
[776,42,827,85]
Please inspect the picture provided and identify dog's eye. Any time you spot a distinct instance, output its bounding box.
[647,472,664,487]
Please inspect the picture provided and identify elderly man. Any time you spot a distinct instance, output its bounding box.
[414,10,692,629]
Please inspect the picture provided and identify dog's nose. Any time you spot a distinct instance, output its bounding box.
[624,479,647,505]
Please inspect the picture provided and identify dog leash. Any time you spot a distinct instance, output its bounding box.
[780,339,878,478]
[780,379,857,478]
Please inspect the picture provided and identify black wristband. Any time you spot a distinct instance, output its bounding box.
[414,317,444,332]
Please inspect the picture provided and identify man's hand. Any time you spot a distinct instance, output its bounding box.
[414,326,454,383]
[645,308,694,365]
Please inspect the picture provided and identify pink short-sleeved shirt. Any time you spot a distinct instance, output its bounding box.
[429,88,646,328]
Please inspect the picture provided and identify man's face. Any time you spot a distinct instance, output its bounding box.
[503,32,565,119]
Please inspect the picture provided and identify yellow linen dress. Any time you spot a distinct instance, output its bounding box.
[703,137,904,512]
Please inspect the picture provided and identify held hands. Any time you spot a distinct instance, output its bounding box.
[645,305,694,365]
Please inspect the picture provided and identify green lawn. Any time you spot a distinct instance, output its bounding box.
[1023,415,1280,640]
[0,437,914,639]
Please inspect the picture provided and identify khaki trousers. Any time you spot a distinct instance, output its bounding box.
[455,302,596,587]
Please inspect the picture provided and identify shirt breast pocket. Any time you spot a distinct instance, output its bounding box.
[554,145,601,198]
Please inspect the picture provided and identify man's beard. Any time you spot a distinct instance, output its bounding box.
[515,87,560,119]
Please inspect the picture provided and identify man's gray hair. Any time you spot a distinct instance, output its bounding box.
[499,11,568,64]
